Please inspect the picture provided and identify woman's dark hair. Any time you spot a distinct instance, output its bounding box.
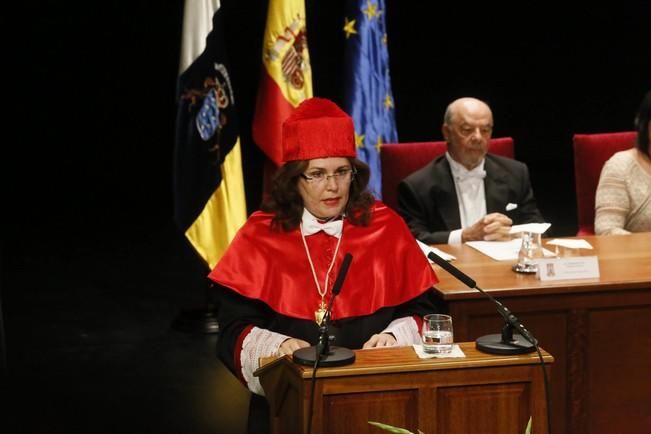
[261,157,375,231]
[635,90,651,156]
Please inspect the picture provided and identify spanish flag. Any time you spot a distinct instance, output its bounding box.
[252,0,313,166]
[174,0,247,269]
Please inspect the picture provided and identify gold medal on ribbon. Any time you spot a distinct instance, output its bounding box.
[315,300,327,325]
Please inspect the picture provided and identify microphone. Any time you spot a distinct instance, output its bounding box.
[330,252,352,298]
[293,253,356,367]
[428,251,538,354]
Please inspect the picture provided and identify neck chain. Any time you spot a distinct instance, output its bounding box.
[300,220,344,325]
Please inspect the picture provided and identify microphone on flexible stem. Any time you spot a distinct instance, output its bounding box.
[428,251,537,354]
[293,253,356,367]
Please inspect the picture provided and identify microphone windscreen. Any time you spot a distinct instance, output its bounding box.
[427,251,476,288]
[332,253,353,295]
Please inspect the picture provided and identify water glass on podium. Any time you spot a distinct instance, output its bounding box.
[421,314,453,354]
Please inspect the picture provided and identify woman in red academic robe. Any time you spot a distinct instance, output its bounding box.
[208,98,440,434]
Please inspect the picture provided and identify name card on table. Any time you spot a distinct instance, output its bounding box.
[535,256,600,281]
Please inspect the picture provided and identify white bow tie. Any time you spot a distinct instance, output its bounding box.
[301,218,343,238]
[456,168,486,183]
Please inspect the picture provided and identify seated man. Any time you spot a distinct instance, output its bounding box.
[397,97,544,244]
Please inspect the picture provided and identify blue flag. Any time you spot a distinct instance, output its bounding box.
[343,0,398,199]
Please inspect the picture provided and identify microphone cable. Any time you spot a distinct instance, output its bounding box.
[306,342,321,434]
[534,342,553,434]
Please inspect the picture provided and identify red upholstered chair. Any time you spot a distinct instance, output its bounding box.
[380,137,515,210]
[573,131,637,235]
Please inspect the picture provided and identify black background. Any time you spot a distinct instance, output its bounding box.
[4,1,649,433]
[15,1,650,238]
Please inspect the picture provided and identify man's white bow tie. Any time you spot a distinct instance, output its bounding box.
[301,218,343,238]
[456,168,486,182]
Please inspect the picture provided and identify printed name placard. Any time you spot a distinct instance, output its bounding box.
[535,256,600,281]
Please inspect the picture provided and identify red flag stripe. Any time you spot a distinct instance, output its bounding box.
[252,69,296,165]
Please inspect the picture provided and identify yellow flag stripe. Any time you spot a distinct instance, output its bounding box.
[185,139,247,269]
[261,0,313,106]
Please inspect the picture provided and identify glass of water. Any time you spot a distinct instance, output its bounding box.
[422,314,453,354]
[514,231,544,273]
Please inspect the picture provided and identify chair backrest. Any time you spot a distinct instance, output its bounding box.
[572,131,637,235]
[380,137,515,210]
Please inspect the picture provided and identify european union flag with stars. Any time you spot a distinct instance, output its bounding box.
[343,0,398,199]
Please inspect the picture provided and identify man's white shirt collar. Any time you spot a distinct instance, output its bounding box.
[446,152,486,182]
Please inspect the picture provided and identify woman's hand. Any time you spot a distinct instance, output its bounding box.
[277,338,310,356]
[362,333,397,349]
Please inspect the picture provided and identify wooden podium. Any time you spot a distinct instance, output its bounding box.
[254,342,553,434]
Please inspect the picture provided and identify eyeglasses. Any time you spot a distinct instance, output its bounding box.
[300,167,356,184]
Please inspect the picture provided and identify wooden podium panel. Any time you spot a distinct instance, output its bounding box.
[255,343,552,434]
[432,233,651,434]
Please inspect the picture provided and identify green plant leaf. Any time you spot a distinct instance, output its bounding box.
[524,416,532,434]
[368,421,415,433]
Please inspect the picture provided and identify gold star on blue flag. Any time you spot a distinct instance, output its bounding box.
[343,0,398,199]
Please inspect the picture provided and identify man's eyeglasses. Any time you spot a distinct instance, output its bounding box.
[300,167,356,184]
[457,125,493,137]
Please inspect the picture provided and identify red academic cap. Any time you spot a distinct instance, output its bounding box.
[281,98,356,163]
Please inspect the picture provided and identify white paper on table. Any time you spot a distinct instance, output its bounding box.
[417,239,456,261]
[412,344,465,359]
[466,239,556,261]
[545,238,593,250]
[509,222,552,234]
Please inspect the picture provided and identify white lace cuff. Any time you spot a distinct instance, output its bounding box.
[381,316,421,346]
[240,327,290,396]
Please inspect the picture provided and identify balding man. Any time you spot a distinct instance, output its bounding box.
[397,97,544,245]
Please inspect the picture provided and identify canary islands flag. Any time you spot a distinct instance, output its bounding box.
[343,0,398,198]
[252,0,313,166]
[174,0,247,269]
